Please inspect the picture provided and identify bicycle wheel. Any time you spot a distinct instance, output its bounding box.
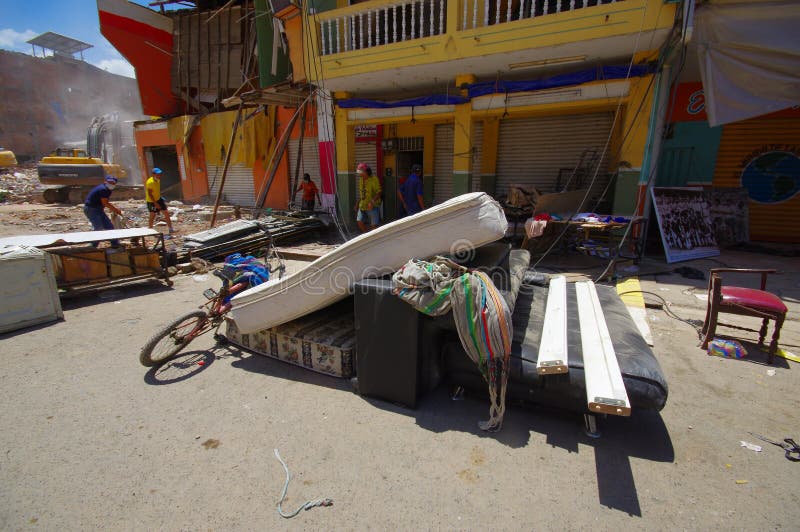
[140,310,208,367]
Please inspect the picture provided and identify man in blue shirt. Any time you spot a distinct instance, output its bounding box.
[84,175,122,246]
[398,163,425,216]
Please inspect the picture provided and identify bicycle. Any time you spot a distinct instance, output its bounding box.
[139,247,284,367]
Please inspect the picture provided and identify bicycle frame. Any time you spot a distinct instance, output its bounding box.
[185,278,249,342]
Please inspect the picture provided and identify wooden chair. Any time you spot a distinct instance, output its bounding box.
[701,268,788,364]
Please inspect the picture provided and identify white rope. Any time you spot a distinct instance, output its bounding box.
[274,449,333,519]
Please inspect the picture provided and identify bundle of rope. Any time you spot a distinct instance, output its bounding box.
[392,257,513,431]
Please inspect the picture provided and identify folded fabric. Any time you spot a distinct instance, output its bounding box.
[524,218,548,238]
[572,212,599,222]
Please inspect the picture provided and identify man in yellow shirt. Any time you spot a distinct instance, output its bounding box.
[355,163,381,232]
[145,168,175,233]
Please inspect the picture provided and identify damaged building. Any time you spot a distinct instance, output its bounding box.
[97,0,799,243]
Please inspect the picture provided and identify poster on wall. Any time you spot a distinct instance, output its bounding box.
[706,188,749,247]
[651,187,720,263]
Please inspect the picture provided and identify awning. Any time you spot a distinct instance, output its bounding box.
[695,1,800,126]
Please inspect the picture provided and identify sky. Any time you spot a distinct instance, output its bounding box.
[0,0,185,79]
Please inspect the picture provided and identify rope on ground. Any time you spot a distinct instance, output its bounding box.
[273,449,333,519]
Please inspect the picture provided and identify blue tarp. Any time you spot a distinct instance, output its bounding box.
[335,65,655,109]
[467,65,655,98]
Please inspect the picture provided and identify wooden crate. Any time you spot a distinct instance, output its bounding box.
[130,249,161,274]
[107,250,133,277]
[60,249,108,282]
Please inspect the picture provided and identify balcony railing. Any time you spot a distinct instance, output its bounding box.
[318,0,447,56]
[462,0,623,29]
[316,0,625,56]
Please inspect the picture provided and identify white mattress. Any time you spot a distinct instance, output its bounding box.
[230,192,508,333]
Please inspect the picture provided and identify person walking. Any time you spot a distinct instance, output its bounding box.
[355,163,381,232]
[398,163,425,216]
[84,175,122,247]
[145,167,175,234]
[294,173,321,211]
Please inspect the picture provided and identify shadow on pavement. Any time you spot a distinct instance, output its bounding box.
[143,348,217,385]
[61,279,173,311]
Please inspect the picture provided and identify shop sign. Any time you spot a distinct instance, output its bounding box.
[669,83,800,123]
[355,125,377,138]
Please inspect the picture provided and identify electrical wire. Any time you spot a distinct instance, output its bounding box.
[273,449,332,518]
[530,0,653,273]
[303,1,351,242]
[592,8,694,282]
[617,289,704,336]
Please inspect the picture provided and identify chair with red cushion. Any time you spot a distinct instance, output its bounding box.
[701,268,788,363]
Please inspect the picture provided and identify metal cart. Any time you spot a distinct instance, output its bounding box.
[0,228,173,296]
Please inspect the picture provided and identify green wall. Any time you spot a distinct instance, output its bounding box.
[657,121,723,186]
[612,170,642,216]
[255,0,290,88]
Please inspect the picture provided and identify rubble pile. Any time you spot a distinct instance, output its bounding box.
[178,213,326,261]
[0,164,45,203]
[0,166,330,259]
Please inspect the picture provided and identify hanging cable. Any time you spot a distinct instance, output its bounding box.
[530,0,653,272]
[592,9,694,282]
[303,1,351,242]
[303,3,349,242]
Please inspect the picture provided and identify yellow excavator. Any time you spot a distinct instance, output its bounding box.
[0,147,17,167]
[37,113,135,203]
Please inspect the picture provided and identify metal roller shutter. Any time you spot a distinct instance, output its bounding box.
[434,124,454,204]
[206,163,256,206]
[496,112,615,198]
[288,137,321,187]
[355,141,377,203]
[472,121,484,192]
[712,117,800,243]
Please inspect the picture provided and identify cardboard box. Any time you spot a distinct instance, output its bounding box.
[130,249,161,274]
[60,249,108,282]
[107,250,133,277]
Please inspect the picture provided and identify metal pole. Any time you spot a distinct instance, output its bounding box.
[254,97,309,211]
[291,105,308,206]
[210,101,245,228]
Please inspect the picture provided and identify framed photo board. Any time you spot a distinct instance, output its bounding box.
[651,187,720,263]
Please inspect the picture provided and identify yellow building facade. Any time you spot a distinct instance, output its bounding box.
[297,0,678,222]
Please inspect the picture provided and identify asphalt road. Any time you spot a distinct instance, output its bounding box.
[1,251,798,529]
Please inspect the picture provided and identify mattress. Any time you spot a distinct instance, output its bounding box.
[230,192,508,333]
[225,302,355,378]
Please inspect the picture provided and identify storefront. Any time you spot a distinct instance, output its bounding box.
[496,112,615,197]
[663,82,800,243]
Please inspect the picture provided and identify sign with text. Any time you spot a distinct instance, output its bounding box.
[670,82,800,123]
[354,125,377,138]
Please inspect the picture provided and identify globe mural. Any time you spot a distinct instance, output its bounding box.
[741,151,800,203]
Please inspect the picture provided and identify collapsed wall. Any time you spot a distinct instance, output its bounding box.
[0,49,144,162]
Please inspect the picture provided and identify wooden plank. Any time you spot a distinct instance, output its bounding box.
[537,275,568,374]
[576,281,631,416]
